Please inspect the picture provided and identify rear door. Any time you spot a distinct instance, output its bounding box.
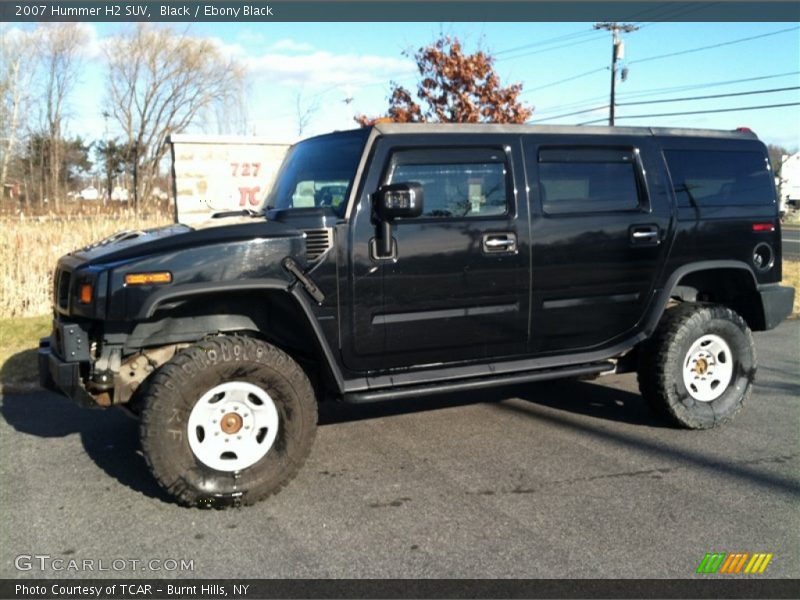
[523,135,672,354]
[343,134,531,372]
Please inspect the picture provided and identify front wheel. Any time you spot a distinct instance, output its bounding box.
[637,304,756,429]
[140,336,317,508]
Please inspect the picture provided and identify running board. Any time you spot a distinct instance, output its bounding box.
[343,361,616,404]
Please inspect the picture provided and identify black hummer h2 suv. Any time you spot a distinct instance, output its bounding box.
[39,123,794,507]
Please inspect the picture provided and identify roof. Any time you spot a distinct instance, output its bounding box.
[372,122,757,140]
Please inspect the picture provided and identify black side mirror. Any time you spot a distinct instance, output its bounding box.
[372,183,424,260]
[375,182,424,220]
[370,182,422,260]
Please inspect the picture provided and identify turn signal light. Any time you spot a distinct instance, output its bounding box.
[79,283,93,304]
[124,272,173,286]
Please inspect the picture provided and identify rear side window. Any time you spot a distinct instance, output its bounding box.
[386,148,509,218]
[538,147,642,214]
[664,149,775,207]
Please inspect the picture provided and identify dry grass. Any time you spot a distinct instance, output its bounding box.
[0,315,51,388]
[0,210,170,318]
[782,259,800,317]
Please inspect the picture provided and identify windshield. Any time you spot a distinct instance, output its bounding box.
[264,129,370,217]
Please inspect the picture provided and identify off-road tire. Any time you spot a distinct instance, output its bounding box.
[637,303,756,429]
[140,336,317,508]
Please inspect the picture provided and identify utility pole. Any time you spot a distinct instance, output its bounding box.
[594,22,639,126]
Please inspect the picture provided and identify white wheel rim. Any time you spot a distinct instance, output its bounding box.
[187,382,279,472]
[681,334,734,402]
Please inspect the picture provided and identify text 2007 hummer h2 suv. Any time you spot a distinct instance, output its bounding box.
[39,123,794,507]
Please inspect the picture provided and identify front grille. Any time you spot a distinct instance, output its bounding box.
[56,269,71,310]
[304,228,334,261]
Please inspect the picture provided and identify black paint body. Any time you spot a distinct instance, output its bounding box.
[41,124,794,404]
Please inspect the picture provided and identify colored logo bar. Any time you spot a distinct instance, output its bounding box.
[696,552,774,574]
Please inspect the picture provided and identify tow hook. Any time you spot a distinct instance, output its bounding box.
[90,370,114,392]
[282,257,325,304]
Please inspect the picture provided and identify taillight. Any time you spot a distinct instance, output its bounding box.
[752,223,775,232]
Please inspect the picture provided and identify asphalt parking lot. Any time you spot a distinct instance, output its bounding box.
[1,321,798,580]
[783,226,800,260]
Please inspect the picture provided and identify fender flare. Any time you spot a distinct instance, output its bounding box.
[135,279,346,393]
[643,260,759,335]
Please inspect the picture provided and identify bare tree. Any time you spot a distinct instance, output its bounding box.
[294,89,320,138]
[104,24,246,213]
[38,23,85,210]
[214,76,251,135]
[0,26,37,204]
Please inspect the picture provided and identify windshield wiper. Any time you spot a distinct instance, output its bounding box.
[211,209,261,219]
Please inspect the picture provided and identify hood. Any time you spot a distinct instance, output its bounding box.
[71,216,304,265]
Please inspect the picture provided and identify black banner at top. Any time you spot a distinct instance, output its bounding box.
[2,1,800,23]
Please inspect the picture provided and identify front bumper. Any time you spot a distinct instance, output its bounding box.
[758,284,795,330]
[38,337,99,408]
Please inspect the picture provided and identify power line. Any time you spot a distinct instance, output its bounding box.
[283,27,608,107]
[491,9,675,64]
[274,23,800,120]
[496,34,605,63]
[295,25,612,104]
[616,70,800,101]
[519,26,800,100]
[618,86,800,107]
[532,86,799,123]
[535,70,800,117]
[619,1,707,22]
[522,67,608,94]
[494,29,601,57]
[631,1,722,22]
[628,25,800,65]
[530,105,609,123]
[578,102,800,125]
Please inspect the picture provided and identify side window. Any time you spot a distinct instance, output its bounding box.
[290,181,349,209]
[386,149,509,218]
[537,147,642,214]
[664,149,774,207]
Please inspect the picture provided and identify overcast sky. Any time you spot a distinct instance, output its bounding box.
[19,20,800,150]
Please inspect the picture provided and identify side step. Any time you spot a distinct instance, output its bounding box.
[343,361,615,404]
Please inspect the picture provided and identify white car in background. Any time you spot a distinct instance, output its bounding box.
[80,186,99,201]
[111,187,129,201]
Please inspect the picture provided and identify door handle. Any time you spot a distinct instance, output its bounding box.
[629,225,660,246]
[485,238,515,248]
[483,233,517,254]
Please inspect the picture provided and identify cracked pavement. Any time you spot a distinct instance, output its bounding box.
[1,321,798,578]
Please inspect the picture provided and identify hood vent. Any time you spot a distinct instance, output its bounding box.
[82,229,144,251]
[304,228,334,261]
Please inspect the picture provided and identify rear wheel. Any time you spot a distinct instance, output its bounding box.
[637,304,756,429]
[140,336,317,508]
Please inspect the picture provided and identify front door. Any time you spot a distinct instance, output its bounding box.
[343,136,530,372]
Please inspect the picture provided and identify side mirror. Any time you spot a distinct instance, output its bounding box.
[371,183,424,260]
[375,182,424,220]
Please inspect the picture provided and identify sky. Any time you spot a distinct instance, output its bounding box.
[17,20,800,152]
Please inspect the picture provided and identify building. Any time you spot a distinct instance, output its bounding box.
[779,153,800,210]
